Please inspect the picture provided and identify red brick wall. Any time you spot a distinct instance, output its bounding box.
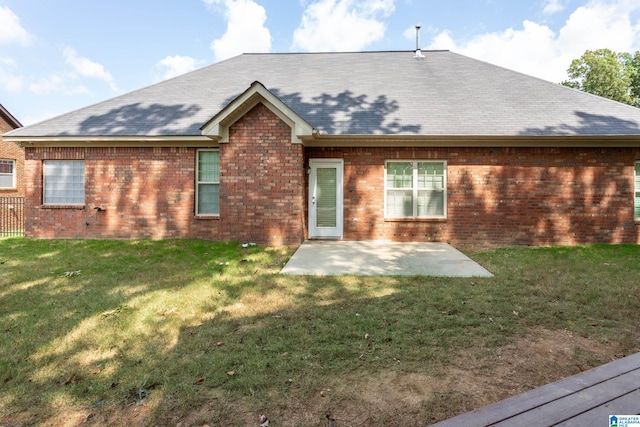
[22,103,306,245]
[24,146,219,239]
[21,114,640,247]
[0,115,24,196]
[306,146,640,247]
[219,103,305,245]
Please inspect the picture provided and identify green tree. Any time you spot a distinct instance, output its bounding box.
[630,51,640,103]
[562,48,640,107]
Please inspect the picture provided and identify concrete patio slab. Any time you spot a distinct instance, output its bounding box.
[280,241,493,277]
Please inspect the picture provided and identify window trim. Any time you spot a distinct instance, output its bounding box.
[384,160,447,219]
[43,160,85,206]
[635,162,640,220]
[195,149,220,216]
[0,159,16,189]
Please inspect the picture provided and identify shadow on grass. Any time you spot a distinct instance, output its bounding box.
[0,239,251,420]
[1,240,640,425]
[128,274,516,426]
[0,238,499,425]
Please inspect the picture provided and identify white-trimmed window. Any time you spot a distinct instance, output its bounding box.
[43,160,85,205]
[635,162,640,219]
[385,160,446,218]
[196,150,220,215]
[0,159,15,189]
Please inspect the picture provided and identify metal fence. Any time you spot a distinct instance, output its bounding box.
[0,196,24,237]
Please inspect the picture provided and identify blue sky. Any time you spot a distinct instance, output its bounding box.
[1,0,639,126]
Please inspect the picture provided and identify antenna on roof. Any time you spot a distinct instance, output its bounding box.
[414,25,425,59]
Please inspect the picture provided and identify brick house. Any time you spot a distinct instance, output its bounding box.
[4,50,640,247]
[0,103,23,195]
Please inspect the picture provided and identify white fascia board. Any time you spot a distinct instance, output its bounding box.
[4,135,217,147]
[201,81,313,144]
[300,133,640,147]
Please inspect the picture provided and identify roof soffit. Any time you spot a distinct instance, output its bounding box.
[201,81,313,144]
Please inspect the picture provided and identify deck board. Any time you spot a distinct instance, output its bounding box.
[431,352,640,426]
[561,389,640,426]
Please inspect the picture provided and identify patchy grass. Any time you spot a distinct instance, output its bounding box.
[0,239,638,426]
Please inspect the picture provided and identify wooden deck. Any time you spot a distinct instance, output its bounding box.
[432,352,640,426]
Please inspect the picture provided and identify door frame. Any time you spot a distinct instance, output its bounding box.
[308,158,343,239]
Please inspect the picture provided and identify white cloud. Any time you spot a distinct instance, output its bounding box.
[29,73,90,96]
[157,55,202,80]
[17,47,118,98]
[356,0,395,15]
[292,0,395,51]
[0,57,23,92]
[543,0,565,16]
[207,0,272,62]
[0,6,32,46]
[556,0,639,53]
[0,57,17,67]
[427,0,640,83]
[0,68,23,93]
[63,47,118,91]
[402,25,415,41]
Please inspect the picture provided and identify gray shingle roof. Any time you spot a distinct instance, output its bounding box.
[7,50,640,138]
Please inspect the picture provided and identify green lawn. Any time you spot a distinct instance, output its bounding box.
[0,239,638,426]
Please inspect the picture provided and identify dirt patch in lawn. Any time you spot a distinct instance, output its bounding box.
[313,328,616,426]
[439,328,615,408]
[72,328,619,427]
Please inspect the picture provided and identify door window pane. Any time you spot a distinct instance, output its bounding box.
[316,167,337,227]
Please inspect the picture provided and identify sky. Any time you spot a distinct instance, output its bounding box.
[1,0,639,126]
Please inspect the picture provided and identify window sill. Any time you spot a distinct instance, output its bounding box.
[41,205,86,210]
[385,217,447,222]
[194,215,220,220]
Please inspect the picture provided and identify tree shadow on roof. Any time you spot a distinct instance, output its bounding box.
[71,103,202,136]
[282,90,422,135]
[224,87,422,135]
[520,111,640,136]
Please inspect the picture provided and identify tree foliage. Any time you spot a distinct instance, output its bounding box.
[562,48,640,108]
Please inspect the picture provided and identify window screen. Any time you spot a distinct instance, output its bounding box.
[385,161,446,218]
[0,160,15,188]
[197,150,220,215]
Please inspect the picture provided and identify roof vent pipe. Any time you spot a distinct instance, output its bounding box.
[414,24,425,59]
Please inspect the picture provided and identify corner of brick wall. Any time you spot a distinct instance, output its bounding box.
[0,117,25,197]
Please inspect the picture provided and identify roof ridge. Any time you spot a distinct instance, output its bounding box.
[242,50,450,56]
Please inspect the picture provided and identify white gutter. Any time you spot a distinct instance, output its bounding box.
[3,135,218,148]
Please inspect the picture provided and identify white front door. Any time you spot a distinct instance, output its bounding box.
[309,159,343,239]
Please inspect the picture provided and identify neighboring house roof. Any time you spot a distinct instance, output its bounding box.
[5,50,640,141]
[0,103,22,130]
